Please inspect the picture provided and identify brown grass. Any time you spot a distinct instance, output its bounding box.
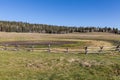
[0,32,119,41]
[0,32,118,47]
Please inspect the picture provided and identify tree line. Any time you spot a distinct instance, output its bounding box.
[0,21,119,34]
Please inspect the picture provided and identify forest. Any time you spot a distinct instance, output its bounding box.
[0,21,119,34]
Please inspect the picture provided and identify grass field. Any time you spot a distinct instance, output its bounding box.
[0,32,120,80]
[0,32,120,41]
[0,51,120,80]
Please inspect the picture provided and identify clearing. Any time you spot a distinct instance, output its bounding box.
[0,32,119,80]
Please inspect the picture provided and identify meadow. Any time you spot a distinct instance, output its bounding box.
[0,32,119,80]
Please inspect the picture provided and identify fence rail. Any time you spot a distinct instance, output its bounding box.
[0,44,120,54]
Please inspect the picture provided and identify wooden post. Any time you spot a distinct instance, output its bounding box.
[4,44,8,50]
[31,45,34,52]
[66,48,69,53]
[84,46,88,55]
[48,44,51,53]
[27,45,34,52]
[99,46,104,54]
[15,44,19,51]
[26,45,32,52]
[115,45,119,51]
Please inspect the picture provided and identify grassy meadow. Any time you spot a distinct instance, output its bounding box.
[0,32,119,80]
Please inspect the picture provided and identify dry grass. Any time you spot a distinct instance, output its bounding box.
[88,40,112,47]
[0,32,120,42]
[0,32,116,48]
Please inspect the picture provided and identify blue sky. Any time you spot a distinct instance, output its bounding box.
[0,0,120,28]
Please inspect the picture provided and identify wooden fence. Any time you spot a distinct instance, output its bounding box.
[0,44,120,54]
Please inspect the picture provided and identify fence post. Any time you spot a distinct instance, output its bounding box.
[48,44,51,53]
[15,44,19,51]
[115,45,119,51]
[31,45,34,52]
[84,46,88,55]
[66,48,69,53]
[4,44,8,50]
[99,46,104,54]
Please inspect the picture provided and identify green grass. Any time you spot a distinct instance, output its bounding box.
[0,32,120,80]
[61,41,86,48]
[0,51,119,80]
[34,41,86,49]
